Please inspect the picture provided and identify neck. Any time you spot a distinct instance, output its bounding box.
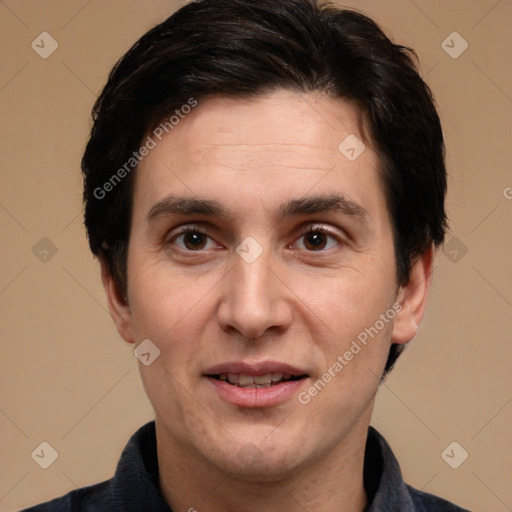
[156,416,371,512]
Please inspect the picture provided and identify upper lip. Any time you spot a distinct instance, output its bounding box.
[204,360,308,377]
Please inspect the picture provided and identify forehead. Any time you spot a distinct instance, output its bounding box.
[169,91,368,168]
[133,89,386,224]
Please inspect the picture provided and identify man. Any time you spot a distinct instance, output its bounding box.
[23,0,470,510]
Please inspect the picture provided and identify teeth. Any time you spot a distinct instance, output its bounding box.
[254,374,272,384]
[227,373,240,384]
[217,372,296,387]
[238,374,254,386]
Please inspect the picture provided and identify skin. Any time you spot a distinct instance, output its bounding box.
[102,89,432,512]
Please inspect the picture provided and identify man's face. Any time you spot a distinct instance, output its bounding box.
[116,90,406,478]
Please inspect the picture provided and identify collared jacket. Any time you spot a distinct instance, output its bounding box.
[21,421,471,512]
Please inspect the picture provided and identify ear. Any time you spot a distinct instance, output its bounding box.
[100,259,136,344]
[391,245,434,345]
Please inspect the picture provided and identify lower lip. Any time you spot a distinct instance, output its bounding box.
[206,377,306,408]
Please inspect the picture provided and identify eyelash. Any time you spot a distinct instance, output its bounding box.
[168,224,342,253]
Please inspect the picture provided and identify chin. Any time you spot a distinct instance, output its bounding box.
[221,450,305,483]
[207,431,310,482]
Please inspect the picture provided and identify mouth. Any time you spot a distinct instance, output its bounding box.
[208,372,306,388]
[203,361,309,407]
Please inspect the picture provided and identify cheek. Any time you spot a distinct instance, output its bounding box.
[127,246,216,324]
[300,264,396,338]
[302,270,398,403]
[126,266,210,373]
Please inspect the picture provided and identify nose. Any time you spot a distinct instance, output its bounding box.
[217,248,293,340]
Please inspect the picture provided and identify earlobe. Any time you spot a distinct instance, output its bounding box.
[100,260,136,344]
[391,245,434,345]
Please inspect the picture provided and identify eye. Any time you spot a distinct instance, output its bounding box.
[169,226,218,251]
[167,224,342,253]
[294,225,341,252]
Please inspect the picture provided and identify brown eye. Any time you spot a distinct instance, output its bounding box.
[181,231,208,250]
[303,231,328,250]
[171,228,215,251]
[296,226,340,252]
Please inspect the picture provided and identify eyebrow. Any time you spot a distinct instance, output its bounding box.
[147,194,369,223]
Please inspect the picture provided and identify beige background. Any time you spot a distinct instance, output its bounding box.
[0,1,511,511]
